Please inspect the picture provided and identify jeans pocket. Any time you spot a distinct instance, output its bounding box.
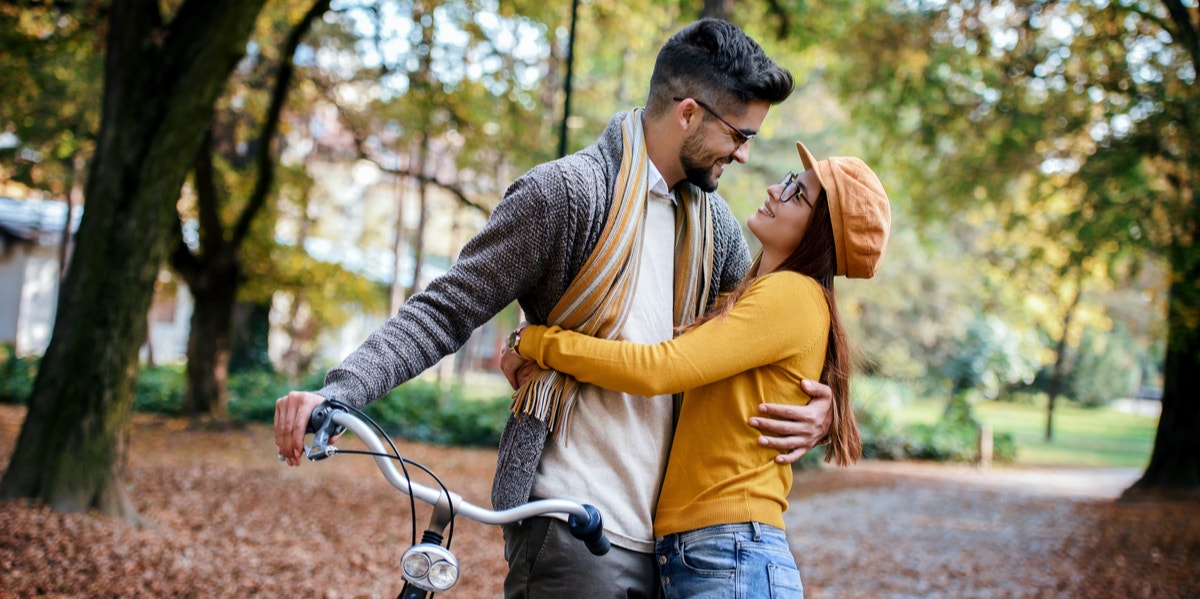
[678,532,737,577]
[767,562,804,598]
[503,517,553,577]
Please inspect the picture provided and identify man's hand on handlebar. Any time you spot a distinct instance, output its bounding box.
[275,390,327,466]
[748,379,834,464]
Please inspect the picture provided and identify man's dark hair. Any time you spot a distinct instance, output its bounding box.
[646,18,794,117]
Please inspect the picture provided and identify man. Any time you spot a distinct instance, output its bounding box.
[275,19,833,598]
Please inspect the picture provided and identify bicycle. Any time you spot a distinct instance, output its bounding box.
[290,399,610,598]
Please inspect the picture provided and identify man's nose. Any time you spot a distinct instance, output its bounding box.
[732,142,751,164]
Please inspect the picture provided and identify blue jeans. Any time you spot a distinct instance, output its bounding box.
[655,522,803,599]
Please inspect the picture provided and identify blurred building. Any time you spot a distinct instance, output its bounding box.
[0,196,506,379]
[0,197,78,355]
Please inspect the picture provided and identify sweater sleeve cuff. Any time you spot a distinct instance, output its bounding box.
[516,324,552,366]
[317,370,374,410]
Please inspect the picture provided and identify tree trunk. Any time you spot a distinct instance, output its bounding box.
[181,266,238,419]
[1046,281,1083,442]
[174,0,328,416]
[408,166,428,299]
[281,292,318,378]
[406,6,434,300]
[389,168,408,314]
[1124,241,1200,499]
[58,151,86,283]
[144,310,156,367]
[702,0,734,21]
[0,0,268,521]
[558,0,579,158]
[229,300,273,373]
[174,128,238,420]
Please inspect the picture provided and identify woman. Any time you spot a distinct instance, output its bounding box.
[509,141,891,598]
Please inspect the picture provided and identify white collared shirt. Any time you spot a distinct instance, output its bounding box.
[532,158,678,553]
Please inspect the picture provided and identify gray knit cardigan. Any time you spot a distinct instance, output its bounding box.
[318,112,753,510]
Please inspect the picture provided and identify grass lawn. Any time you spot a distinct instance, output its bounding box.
[458,372,1159,469]
[885,398,1158,468]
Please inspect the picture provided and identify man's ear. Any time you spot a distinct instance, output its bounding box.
[675,98,699,133]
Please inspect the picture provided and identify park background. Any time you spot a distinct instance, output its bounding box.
[0,0,1197,597]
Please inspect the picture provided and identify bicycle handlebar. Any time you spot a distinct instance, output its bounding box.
[304,401,610,556]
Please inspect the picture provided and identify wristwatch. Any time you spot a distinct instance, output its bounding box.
[506,326,525,351]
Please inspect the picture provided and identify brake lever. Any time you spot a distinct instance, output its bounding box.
[306,401,347,461]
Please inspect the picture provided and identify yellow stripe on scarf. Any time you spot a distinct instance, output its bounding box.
[510,108,714,437]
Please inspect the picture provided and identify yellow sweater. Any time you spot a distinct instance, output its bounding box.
[517,271,830,536]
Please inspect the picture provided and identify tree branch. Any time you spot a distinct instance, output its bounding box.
[1161,0,1199,69]
[192,126,224,263]
[232,0,332,248]
[375,163,492,217]
[328,100,493,217]
[764,0,792,41]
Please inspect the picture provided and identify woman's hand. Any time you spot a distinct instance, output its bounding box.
[748,379,834,464]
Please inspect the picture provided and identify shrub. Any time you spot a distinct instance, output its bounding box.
[432,395,512,447]
[363,380,445,442]
[362,380,510,447]
[852,376,918,413]
[856,406,911,461]
[134,365,186,414]
[127,362,511,446]
[1070,326,1141,408]
[792,445,826,470]
[988,428,1017,463]
[901,420,1016,463]
[1001,390,1045,406]
[226,369,334,423]
[0,344,38,405]
[905,421,980,462]
[856,401,1015,465]
[228,369,294,423]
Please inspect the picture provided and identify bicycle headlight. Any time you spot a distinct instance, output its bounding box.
[401,544,459,592]
[428,559,459,590]
[401,552,431,579]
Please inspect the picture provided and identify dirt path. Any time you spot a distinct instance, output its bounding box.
[785,462,1157,598]
[0,406,1195,598]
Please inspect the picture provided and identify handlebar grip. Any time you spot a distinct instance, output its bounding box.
[308,401,344,434]
[567,504,610,556]
[306,401,347,461]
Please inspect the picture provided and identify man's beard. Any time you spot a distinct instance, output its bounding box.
[679,129,721,193]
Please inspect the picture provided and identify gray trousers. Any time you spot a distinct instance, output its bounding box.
[502,517,661,598]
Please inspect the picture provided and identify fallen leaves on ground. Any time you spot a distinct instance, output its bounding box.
[0,404,1196,598]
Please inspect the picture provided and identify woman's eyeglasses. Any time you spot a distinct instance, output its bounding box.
[778,172,812,207]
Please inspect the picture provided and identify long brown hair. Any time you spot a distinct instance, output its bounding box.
[681,191,862,466]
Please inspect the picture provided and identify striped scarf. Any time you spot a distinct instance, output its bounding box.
[509,108,715,436]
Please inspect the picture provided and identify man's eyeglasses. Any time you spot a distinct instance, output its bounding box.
[674,97,755,153]
[778,172,812,207]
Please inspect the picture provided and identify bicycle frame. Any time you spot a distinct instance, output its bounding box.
[300,400,610,597]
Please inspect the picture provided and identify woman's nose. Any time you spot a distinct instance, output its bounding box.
[766,184,782,202]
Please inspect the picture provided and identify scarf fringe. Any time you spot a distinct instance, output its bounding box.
[509,371,579,434]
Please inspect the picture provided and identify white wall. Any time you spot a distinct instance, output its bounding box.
[0,238,62,356]
[16,250,60,353]
[0,238,28,344]
[142,282,192,364]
